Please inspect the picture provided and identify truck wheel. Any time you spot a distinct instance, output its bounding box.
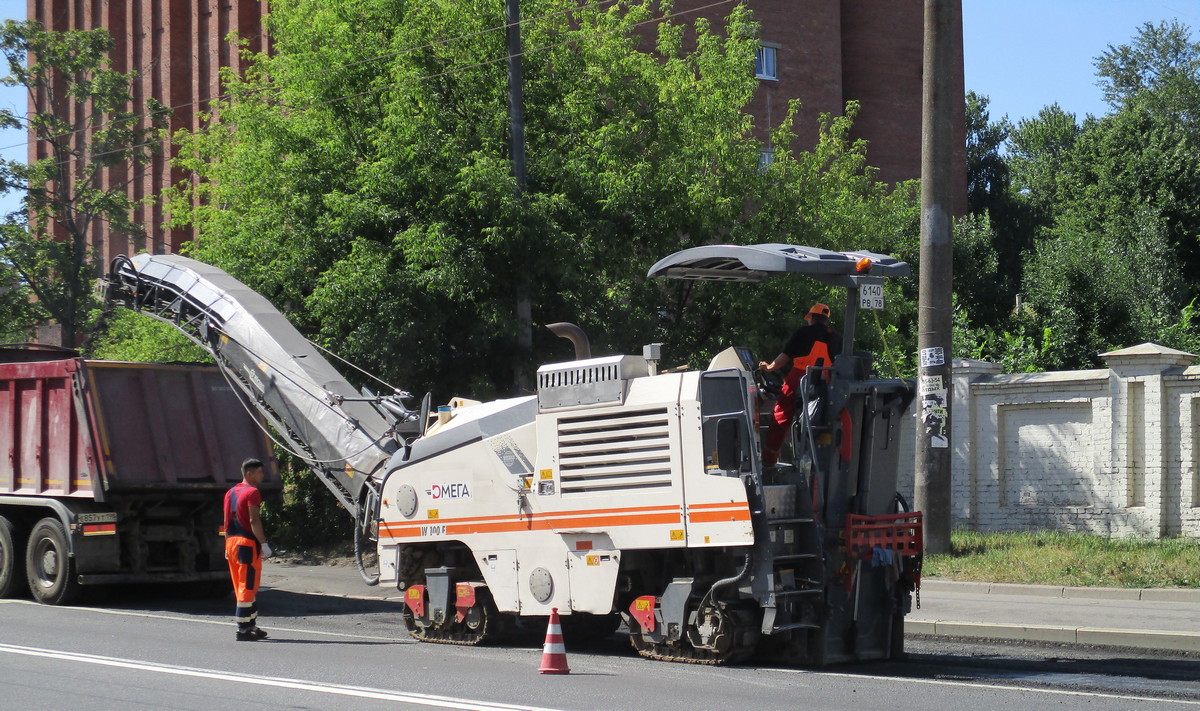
[0,515,27,598]
[25,518,83,605]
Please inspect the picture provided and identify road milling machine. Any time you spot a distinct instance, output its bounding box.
[104,243,921,665]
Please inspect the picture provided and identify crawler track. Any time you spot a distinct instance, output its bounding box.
[629,635,730,665]
[403,594,504,646]
[627,616,757,666]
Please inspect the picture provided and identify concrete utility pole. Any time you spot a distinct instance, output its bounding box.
[505,0,527,192]
[915,0,956,555]
[506,0,533,394]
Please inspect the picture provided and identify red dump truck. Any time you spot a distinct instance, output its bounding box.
[0,345,278,604]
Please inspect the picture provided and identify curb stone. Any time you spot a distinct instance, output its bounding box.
[921,579,1200,603]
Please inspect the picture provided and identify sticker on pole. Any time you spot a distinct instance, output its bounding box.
[920,388,949,449]
[859,283,884,310]
[919,346,945,368]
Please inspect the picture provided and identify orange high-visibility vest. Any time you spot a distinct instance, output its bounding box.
[784,338,834,390]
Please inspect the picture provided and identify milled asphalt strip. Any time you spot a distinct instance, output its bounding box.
[768,666,1200,706]
[0,643,563,711]
[912,581,1200,653]
[905,619,1200,652]
[0,599,407,642]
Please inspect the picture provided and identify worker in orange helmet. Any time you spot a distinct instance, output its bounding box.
[224,457,271,641]
[758,302,841,467]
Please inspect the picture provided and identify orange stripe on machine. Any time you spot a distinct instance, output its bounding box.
[450,511,681,535]
[379,506,682,540]
[687,507,752,524]
[379,503,677,531]
[382,525,423,539]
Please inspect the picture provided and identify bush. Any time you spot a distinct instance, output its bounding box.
[261,451,353,553]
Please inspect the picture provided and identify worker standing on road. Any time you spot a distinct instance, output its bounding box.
[758,303,841,467]
[224,457,271,642]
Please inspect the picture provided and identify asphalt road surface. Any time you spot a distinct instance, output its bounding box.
[2,581,1199,711]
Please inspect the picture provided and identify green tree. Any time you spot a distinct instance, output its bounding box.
[1022,206,1181,367]
[1007,103,1080,221]
[956,93,1055,336]
[168,0,917,401]
[1096,19,1200,109]
[965,91,1012,216]
[88,310,212,362]
[1021,28,1200,365]
[0,20,168,347]
[0,260,41,340]
[960,93,1024,327]
[964,21,1200,370]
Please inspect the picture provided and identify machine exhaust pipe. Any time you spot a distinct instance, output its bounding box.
[546,322,591,360]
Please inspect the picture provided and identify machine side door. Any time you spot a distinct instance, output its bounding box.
[684,369,756,546]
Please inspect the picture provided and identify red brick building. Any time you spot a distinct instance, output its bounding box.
[28,0,268,267]
[31,0,962,268]
[678,0,966,212]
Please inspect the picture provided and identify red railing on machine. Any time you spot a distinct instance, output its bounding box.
[845,511,923,584]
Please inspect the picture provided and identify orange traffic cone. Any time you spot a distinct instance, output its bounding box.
[538,607,570,674]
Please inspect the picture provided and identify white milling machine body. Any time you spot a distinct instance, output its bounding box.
[105,244,920,665]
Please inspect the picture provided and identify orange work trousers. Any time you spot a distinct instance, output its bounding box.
[225,535,261,630]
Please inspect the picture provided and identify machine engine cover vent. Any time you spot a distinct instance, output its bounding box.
[556,407,674,495]
[536,355,649,411]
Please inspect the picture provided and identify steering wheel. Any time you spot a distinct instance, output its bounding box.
[753,366,783,397]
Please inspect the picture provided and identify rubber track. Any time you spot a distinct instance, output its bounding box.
[629,635,727,665]
[404,609,497,646]
[407,625,492,646]
[628,632,758,666]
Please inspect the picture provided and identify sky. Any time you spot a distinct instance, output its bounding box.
[962,0,1200,123]
[0,0,25,216]
[0,0,1199,217]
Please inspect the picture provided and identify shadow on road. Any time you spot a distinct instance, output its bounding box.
[257,588,405,618]
[86,584,404,620]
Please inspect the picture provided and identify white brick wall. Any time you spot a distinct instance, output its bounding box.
[896,343,1200,539]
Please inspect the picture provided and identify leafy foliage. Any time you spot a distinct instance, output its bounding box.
[0,258,42,341]
[168,0,916,402]
[87,309,212,363]
[0,20,169,346]
[1007,103,1080,216]
[1096,20,1200,109]
[953,303,1056,374]
[964,20,1200,370]
[259,452,353,552]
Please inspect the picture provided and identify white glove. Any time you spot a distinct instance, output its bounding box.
[260,541,273,559]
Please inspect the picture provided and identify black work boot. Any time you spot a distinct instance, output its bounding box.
[236,627,268,641]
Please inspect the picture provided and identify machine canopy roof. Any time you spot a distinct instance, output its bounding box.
[647,243,910,285]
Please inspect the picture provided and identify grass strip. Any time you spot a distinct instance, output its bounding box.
[922,530,1200,588]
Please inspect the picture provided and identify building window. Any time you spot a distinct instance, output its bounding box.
[755,44,778,81]
[759,149,774,171]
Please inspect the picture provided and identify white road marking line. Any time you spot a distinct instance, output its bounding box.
[0,643,562,711]
[766,666,1200,705]
[4,602,1192,705]
[0,599,408,642]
